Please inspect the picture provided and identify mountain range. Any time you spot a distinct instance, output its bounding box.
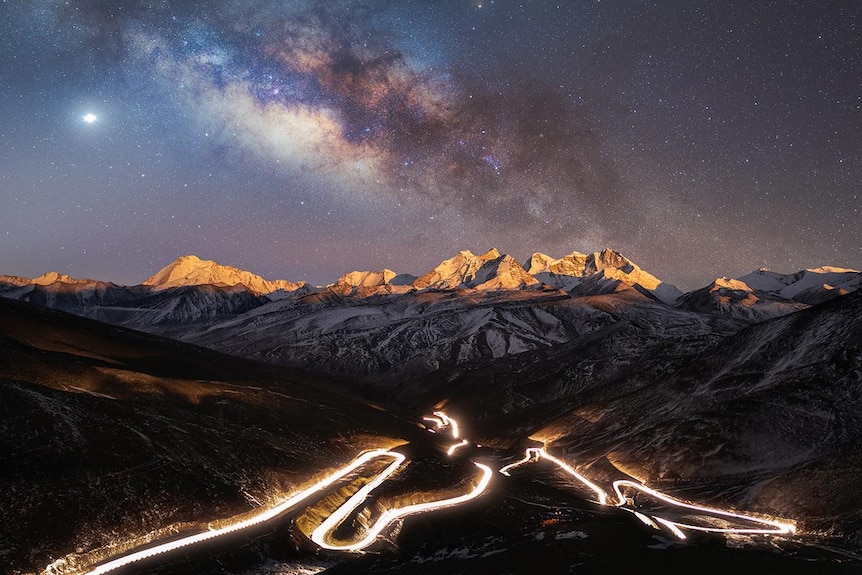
[4,248,859,312]
[2,249,858,383]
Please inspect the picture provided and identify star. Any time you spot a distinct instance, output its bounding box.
[83,113,97,124]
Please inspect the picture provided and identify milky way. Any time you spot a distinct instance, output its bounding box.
[1,1,859,288]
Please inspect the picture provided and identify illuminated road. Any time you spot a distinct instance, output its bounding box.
[49,412,491,575]
[612,479,796,537]
[54,449,401,575]
[312,459,493,551]
[45,412,795,575]
[422,411,471,456]
[433,411,460,438]
[314,411,492,551]
[500,447,607,505]
[499,446,795,539]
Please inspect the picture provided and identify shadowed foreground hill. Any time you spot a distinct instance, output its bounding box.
[3,296,862,574]
[0,299,418,574]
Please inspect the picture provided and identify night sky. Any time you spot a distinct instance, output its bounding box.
[1,1,859,290]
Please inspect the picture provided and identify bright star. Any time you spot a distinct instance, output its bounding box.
[83,113,97,123]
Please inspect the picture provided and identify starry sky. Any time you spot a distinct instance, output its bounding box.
[1,1,859,290]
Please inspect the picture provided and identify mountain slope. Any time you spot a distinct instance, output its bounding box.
[413,248,539,290]
[740,266,862,304]
[143,255,308,295]
[3,300,855,574]
[0,298,418,574]
[331,269,416,297]
[676,266,862,321]
[676,277,808,321]
[525,249,683,303]
[170,288,747,384]
[431,291,862,540]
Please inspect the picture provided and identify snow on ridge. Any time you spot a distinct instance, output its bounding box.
[8,250,857,305]
[522,248,681,303]
[142,255,306,295]
[0,271,96,286]
[737,266,862,301]
[709,277,754,292]
[336,269,399,288]
[412,248,536,290]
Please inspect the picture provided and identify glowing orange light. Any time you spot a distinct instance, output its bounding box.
[447,439,469,456]
[498,447,796,538]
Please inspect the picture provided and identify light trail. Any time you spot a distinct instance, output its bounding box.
[51,405,792,573]
[433,411,460,438]
[57,412,492,573]
[55,449,399,575]
[312,411,491,551]
[313,461,493,552]
[447,439,469,456]
[498,448,540,475]
[422,416,444,429]
[499,447,608,505]
[428,411,470,457]
[311,452,405,550]
[612,480,796,537]
[498,447,795,539]
[633,511,659,529]
[311,411,494,552]
[655,517,688,540]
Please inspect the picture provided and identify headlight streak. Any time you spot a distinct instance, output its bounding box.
[498,448,540,476]
[654,517,688,540]
[611,480,797,536]
[67,449,400,575]
[447,439,469,456]
[429,411,469,457]
[499,448,608,505]
[62,412,493,573]
[50,408,795,574]
[422,416,444,429]
[310,452,406,550]
[632,511,660,530]
[433,411,460,438]
[498,447,796,539]
[312,461,494,552]
[311,412,492,552]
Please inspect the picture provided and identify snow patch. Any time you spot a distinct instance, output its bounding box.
[554,530,588,540]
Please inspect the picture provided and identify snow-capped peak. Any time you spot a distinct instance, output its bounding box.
[806,265,860,274]
[0,271,92,287]
[142,255,305,295]
[471,253,539,290]
[525,248,643,278]
[414,248,536,290]
[737,268,795,292]
[523,252,558,274]
[739,266,862,302]
[588,248,635,273]
[709,277,753,292]
[330,269,416,297]
[336,269,399,288]
[524,248,681,303]
[31,271,92,285]
[524,250,589,276]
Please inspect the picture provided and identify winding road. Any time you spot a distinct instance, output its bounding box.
[46,412,795,575]
[499,446,795,538]
[49,412,490,575]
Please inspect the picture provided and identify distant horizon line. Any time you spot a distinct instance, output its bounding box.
[2,248,859,294]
